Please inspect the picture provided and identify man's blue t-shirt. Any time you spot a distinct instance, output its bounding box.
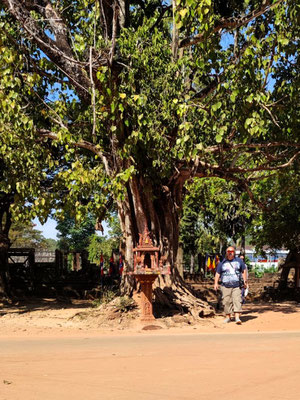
[216,257,246,288]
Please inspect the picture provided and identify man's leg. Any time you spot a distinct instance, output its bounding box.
[221,286,233,322]
[232,287,243,324]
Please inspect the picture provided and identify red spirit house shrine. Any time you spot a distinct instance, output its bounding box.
[132,228,170,322]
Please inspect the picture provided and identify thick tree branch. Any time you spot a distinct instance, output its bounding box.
[260,102,281,128]
[171,0,179,60]
[200,141,300,156]
[26,0,73,57]
[109,1,119,65]
[191,40,250,101]
[99,0,110,42]
[179,0,284,48]
[3,0,91,102]
[37,129,111,175]
[194,151,300,177]
[177,145,300,187]
[149,5,172,33]
[226,142,300,152]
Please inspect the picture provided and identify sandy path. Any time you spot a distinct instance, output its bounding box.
[1,331,300,400]
[1,301,300,337]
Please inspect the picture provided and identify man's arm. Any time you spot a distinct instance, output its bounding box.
[214,272,220,291]
[243,268,248,288]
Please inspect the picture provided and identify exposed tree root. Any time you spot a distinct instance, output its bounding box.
[152,274,215,319]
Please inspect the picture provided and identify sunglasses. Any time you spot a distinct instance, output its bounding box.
[227,250,235,254]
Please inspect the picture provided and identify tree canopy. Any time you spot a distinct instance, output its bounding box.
[0,0,299,271]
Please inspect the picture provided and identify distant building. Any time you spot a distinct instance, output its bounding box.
[237,246,288,269]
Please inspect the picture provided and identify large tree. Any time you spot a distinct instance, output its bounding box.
[1,0,299,314]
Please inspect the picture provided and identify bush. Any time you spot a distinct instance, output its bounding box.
[252,264,278,278]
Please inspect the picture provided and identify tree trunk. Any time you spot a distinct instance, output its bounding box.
[176,245,184,278]
[190,254,195,274]
[278,250,300,290]
[0,196,12,297]
[118,176,214,318]
[0,234,10,298]
[198,254,205,277]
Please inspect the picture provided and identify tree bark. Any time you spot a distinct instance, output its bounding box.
[190,253,195,274]
[176,245,184,278]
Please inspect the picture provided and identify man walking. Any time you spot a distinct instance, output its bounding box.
[214,246,247,324]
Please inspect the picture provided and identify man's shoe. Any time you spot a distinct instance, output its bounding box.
[235,318,242,325]
[223,317,230,323]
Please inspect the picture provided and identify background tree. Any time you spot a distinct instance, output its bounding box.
[247,168,300,287]
[9,222,57,250]
[180,177,255,272]
[87,212,122,266]
[249,170,300,252]
[56,214,96,253]
[1,0,299,314]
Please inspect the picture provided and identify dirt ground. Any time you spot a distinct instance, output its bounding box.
[0,298,300,337]
[1,298,300,400]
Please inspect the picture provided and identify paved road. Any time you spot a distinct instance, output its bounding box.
[1,331,300,400]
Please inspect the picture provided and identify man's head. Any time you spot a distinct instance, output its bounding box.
[226,246,235,260]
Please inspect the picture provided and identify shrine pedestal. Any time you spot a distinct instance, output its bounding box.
[134,274,158,322]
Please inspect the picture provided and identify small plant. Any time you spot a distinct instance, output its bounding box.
[91,289,118,308]
[114,296,136,312]
[252,264,277,278]
[264,265,278,274]
[255,269,264,278]
[91,298,102,308]
[102,289,117,304]
[253,264,264,278]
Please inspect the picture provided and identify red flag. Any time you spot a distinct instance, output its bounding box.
[109,255,114,276]
[100,254,104,277]
[119,254,124,275]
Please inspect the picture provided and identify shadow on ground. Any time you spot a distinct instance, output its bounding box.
[0,298,93,316]
[243,302,300,314]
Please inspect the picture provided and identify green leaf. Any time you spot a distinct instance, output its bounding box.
[215,134,223,143]
[212,101,222,112]
[230,91,238,103]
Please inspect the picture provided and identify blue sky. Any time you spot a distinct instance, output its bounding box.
[33,217,109,240]
[33,217,58,240]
